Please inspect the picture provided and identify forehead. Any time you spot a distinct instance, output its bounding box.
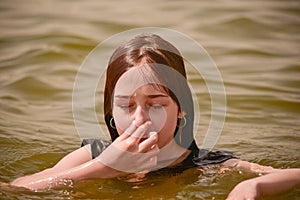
[114,66,165,96]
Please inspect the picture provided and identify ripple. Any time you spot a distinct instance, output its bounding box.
[4,76,60,97]
[0,0,299,199]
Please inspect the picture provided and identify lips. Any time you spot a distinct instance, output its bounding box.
[138,131,157,144]
[138,137,148,143]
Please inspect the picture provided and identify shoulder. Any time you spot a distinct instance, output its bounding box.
[192,149,239,166]
[81,138,112,159]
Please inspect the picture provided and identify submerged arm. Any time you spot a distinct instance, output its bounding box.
[10,146,125,190]
[226,168,300,199]
[222,158,278,174]
[10,121,159,191]
[223,159,300,199]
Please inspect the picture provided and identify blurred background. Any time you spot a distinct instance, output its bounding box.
[0,0,299,199]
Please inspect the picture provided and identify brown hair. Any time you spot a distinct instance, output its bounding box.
[104,34,196,149]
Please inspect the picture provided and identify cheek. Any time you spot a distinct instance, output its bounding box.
[157,114,178,148]
[148,107,167,132]
[161,112,177,134]
[157,107,178,143]
[112,108,132,133]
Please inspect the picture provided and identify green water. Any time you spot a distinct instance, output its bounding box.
[0,0,299,199]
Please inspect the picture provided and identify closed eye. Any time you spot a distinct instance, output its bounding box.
[151,104,163,109]
[119,104,134,109]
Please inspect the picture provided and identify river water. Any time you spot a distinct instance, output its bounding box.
[0,0,299,199]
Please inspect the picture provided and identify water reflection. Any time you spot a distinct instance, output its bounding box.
[0,0,299,199]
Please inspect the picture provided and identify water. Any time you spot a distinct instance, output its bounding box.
[0,0,299,199]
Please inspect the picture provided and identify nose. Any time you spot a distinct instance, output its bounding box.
[132,105,150,126]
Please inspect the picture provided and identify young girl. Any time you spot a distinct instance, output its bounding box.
[9,34,300,199]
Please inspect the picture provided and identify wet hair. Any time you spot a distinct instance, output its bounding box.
[104,34,196,150]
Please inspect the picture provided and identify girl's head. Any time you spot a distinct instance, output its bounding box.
[104,34,195,149]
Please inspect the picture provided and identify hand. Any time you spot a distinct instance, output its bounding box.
[96,120,159,173]
[226,179,259,200]
[0,181,9,188]
[10,175,32,188]
[10,175,54,191]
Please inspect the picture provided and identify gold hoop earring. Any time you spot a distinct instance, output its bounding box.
[110,118,116,129]
[177,116,187,128]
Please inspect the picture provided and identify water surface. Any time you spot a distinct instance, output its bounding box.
[0,0,299,199]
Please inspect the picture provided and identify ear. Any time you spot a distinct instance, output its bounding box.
[178,110,186,118]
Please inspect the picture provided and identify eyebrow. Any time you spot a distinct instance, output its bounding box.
[114,94,169,99]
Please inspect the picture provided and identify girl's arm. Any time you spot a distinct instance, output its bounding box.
[9,145,101,190]
[10,121,159,191]
[226,168,300,200]
[10,156,125,191]
[9,145,131,190]
[222,158,278,174]
[20,145,93,177]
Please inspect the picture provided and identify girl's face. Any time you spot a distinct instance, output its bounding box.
[112,67,180,148]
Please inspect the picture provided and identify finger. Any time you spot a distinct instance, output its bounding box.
[138,132,158,153]
[129,121,151,141]
[125,121,151,146]
[0,182,9,187]
[117,120,139,141]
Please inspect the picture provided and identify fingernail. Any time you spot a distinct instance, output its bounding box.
[141,121,151,128]
[150,131,157,137]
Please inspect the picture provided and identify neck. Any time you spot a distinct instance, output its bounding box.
[157,139,191,168]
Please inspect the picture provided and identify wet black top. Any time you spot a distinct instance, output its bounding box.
[81,139,238,172]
